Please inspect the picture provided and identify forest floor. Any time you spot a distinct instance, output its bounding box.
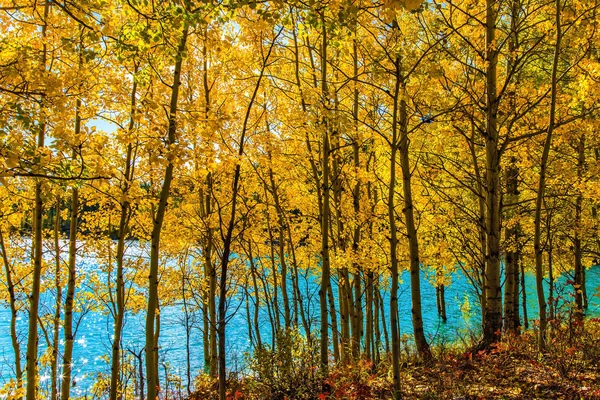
[189,320,600,399]
[400,331,600,399]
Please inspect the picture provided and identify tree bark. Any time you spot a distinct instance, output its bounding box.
[146,23,189,400]
[504,160,520,334]
[351,38,363,359]
[247,243,262,349]
[0,228,22,391]
[199,35,218,377]
[503,1,521,336]
[482,0,503,346]
[61,71,84,399]
[365,271,374,360]
[217,29,280,400]
[327,279,340,362]
[110,67,137,400]
[61,162,79,400]
[51,201,62,400]
[398,82,431,359]
[287,226,311,343]
[26,3,50,399]
[436,281,447,323]
[318,11,333,373]
[574,134,585,321]
[533,0,561,351]
[268,161,291,330]
[389,55,402,399]
[521,260,528,329]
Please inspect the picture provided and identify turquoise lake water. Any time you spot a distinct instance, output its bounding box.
[1,254,599,397]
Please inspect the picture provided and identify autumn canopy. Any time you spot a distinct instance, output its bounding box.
[1,0,600,399]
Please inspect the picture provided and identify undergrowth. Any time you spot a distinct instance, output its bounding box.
[189,318,600,399]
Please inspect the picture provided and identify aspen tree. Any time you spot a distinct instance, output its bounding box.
[50,200,62,400]
[388,54,403,398]
[533,0,561,350]
[109,65,139,400]
[60,32,85,400]
[502,0,522,336]
[317,9,333,372]
[26,2,50,398]
[145,16,189,400]
[216,27,282,400]
[481,0,503,346]
[0,227,22,391]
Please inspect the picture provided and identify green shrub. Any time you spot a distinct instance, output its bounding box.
[245,329,322,400]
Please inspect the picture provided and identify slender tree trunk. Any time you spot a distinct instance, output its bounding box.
[154,306,160,387]
[290,19,326,349]
[533,0,561,351]
[217,172,240,400]
[482,0,503,346]
[351,39,363,359]
[110,68,137,400]
[290,12,322,344]
[435,267,447,322]
[61,93,82,400]
[373,280,381,364]
[521,260,528,329]
[440,284,447,322]
[146,23,189,400]
[513,252,520,330]
[199,172,217,377]
[504,0,521,336]
[129,348,145,400]
[264,191,281,333]
[27,182,43,400]
[327,280,340,362]
[365,271,374,360]
[389,55,402,399]
[339,273,350,363]
[1,229,22,390]
[258,259,277,349]
[548,223,555,324]
[181,258,192,395]
[26,3,50,398]
[217,30,280,400]
[202,296,209,373]
[352,273,362,357]
[51,201,62,400]
[467,126,487,324]
[268,160,291,330]
[331,126,349,362]
[504,161,519,334]
[504,249,516,331]
[199,35,218,377]
[398,82,431,359]
[318,12,332,373]
[244,276,254,347]
[248,243,262,349]
[339,271,351,362]
[329,88,350,362]
[582,264,588,310]
[366,164,377,361]
[287,227,311,343]
[574,133,585,321]
[60,187,78,400]
[340,270,350,361]
[378,283,389,354]
[373,278,381,363]
[289,15,316,343]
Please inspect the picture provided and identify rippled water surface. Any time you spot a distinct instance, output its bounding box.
[1,249,599,397]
